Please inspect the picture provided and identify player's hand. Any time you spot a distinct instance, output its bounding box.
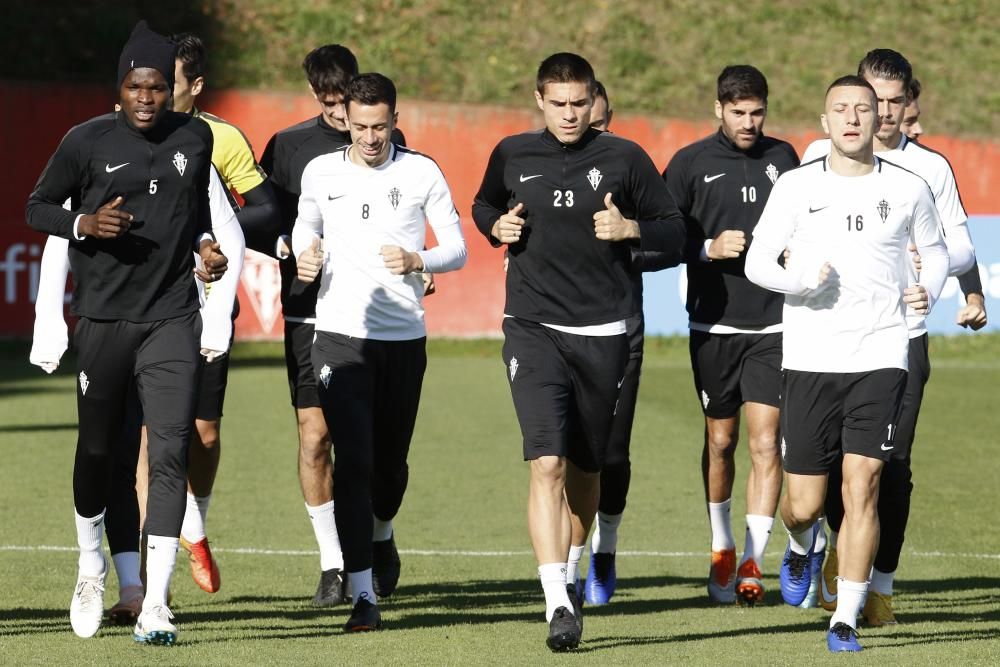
[707,230,746,260]
[909,242,922,273]
[816,261,833,287]
[297,237,324,284]
[957,292,988,330]
[594,193,639,241]
[195,239,228,283]
[491,203,526,244]
[78,196,132,239]
[423,272,436,296]
[381,245,424,275]
[903,284,930,315]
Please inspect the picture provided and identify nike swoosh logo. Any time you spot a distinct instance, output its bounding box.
[105,162,130,173]
[880,442,894,451]
[519,174,543,182]
[328,194,346,200]
[703,173,725,183]
[617,376,625,389]
[809,206,829,213]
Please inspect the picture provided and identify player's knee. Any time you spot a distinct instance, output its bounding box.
[530,456,566,486]
[705,429,738,458]
[297,417,330,461]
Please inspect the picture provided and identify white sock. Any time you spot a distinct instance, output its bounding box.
[813,517,828,553]
[180,493,211,543]
[348,568,377,606]
[708,499,735,551]
[785,523,814,556]
[566,545,585,585]
[74,509,106,577]
[539,562,573,622]
[592,511,622,554]
[112,551,142,590]
[829,530,839,550]
[372,516,393,542]
[143,535,178,609]
[831,578,868,628]
[740,514,774,566]
[870,568,895,596]
[306,501,344,571]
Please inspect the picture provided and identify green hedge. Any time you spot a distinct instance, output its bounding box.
[4,0,996,137]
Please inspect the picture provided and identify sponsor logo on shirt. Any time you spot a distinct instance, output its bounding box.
[105,162,130,173]
[519,174,543,183]
[703,173,725,183]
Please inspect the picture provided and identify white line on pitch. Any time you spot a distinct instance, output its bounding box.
[2,545,999,559]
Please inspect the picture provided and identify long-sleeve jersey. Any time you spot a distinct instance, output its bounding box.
[292,145,466,340]
[26,111,213,322]
[802,136,976,337]
[472,128,686,327]
[745,157,949,373]
[663,129,799,330]
[261,116,406,321]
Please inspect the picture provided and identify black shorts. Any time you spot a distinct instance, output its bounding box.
[606,312,644,467]
[311,331,426,461]
[194,347,232,422]
[892,334,931,463]
[284,320,321,409]
[689,330,782,418]
[501,317,628,473]
[780,368,907,475]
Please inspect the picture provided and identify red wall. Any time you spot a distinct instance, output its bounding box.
[3,81,997,339]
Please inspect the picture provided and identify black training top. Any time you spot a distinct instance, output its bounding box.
[473,128,686,326]
[26,111,213,322]
[663,129,799,329]
[260,115,406,320]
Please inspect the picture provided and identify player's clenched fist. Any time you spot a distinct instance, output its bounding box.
[491,203,525,244]
[195,239,228,283]
[381,245,424,275]
[297,237,324,284]
[594,193,638,241]
[78,195,132,239]
[708,230,746,260]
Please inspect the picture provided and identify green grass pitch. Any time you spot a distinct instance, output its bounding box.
[1,337,998,664]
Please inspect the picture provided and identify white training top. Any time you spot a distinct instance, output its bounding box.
[293,144,467,341]
[802,136,975,337]
[745,157,949,373]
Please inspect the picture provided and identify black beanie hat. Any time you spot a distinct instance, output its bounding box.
[117,20,177,90]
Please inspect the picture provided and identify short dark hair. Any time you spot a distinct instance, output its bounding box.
[594,80,610,108]
[716,65,768,105]
[536,52,596,96]
[857,48,912,89]
[344,72,397,114]
[172,32,205,82]
[826,74,877,99]
[908,77,922,102]
[303,44,359,96]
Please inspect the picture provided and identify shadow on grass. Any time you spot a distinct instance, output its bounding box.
[0,422,77,433]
